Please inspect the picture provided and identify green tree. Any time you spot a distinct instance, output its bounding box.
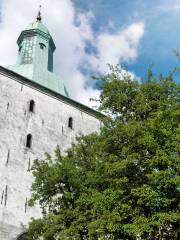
[27,66,180,240]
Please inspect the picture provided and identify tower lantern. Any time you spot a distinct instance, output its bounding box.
[7,11,68,97]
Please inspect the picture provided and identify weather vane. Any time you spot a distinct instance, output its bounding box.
[36,5,42,22]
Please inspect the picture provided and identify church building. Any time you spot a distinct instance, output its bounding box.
[0,11,100,240]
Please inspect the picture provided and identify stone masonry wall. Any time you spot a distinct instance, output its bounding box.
[0,72,100,240]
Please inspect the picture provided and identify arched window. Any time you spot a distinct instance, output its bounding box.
[29,100,35,112]
[16,233,28,240]
[68,117,73,129]
[26,134,32,149]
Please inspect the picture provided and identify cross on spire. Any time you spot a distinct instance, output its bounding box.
[36,5,42,22]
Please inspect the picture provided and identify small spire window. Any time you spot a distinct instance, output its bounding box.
[68,117,73,129]
[29,100,35,112]
[26,134,32,149]
[39,43,46,50]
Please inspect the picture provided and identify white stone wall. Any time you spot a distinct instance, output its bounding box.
[0,72,100,240]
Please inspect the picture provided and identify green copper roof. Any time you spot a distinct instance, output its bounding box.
[7,19,69,97]
[26,21,49,34]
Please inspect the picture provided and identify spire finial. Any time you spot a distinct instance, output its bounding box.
[37,5,42,22]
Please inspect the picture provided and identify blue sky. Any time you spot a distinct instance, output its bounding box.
[0,0,179,106]
[74,0,180,79]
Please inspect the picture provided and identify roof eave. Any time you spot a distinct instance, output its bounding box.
[0,65,102,119]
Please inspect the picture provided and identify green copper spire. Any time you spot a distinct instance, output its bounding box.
[8,9,69,97]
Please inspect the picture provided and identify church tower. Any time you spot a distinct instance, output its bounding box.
[8,8,68,97]
[0,9,100,240]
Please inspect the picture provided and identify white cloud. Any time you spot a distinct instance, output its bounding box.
[91,22,144,74]
[0,0,144,107]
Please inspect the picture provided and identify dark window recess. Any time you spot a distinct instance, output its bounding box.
[62,126,64,136]
[39,43,46,49]
[68,117,73,129]
[4,185,8,206]
[25,198,28,213]
[16,233,28,240]
[27,158,31,171]
[21,84,23,91]
[1,190,4,205]
[6,150,10,165]
[26,134,32,149]
[29,100,35,112]
[42,120,44,126]
[7,102,9,110]
[19,46,22,52]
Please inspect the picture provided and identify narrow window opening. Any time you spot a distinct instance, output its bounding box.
[27,158,31,171]
[4,185,8,206]
[42,120,44,126]
[7,102,9,110]
[29,100,35,113]
[21,84,23,91]
[25,198,28,213]
[1,190,4,205]
[26,134,32,149]
[16,233,28,240]
[19,46,22,52]
[6,150,10,165]
[62,126,64,136]
[68,117,73,129]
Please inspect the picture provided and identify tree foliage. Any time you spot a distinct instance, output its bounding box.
[27,66,180,240]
